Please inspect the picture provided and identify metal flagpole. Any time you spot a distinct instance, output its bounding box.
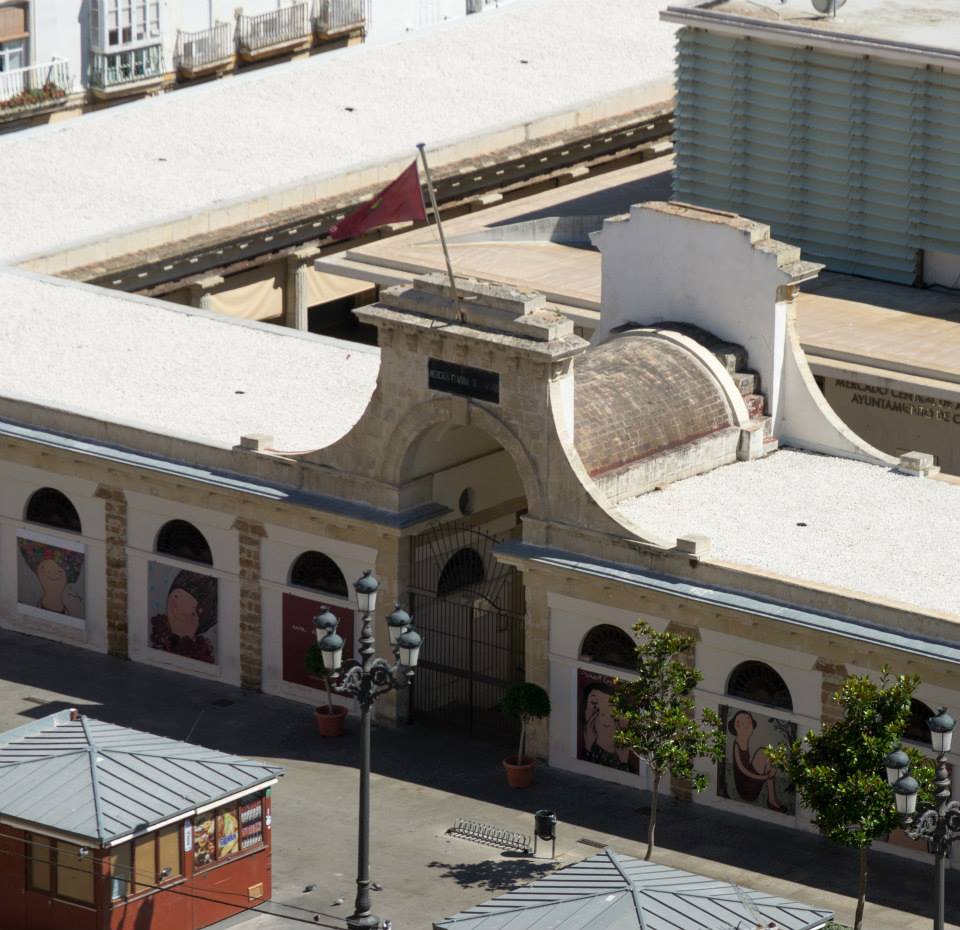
[416,142,462,321]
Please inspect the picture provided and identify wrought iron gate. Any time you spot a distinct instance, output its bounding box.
[409,523,525,745]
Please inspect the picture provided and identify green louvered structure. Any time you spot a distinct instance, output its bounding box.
[673,28,960,284]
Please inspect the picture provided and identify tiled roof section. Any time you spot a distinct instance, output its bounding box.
[0,711,283,844]
[574,336,733,477]
[434,849,834,930]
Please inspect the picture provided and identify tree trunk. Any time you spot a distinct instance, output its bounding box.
[646,772,661,861]
[518,717,526,763]
[854,846,868,930]
[325,676,334,712]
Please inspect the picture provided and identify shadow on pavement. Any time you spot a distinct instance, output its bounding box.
[0,629,954,926]
[426,857,557,892]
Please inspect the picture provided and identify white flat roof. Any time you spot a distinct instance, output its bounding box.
[617,449,960,618]
[0,271,379,450]
[664,0,960,59]
[0,0,676,264]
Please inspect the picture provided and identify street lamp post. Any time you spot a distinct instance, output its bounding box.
[313,571,422,930]
[885,707,960,930]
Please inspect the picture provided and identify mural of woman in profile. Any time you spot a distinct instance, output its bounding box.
[579,676,634,772]
[728,710,786,813]
[150,569,218,664]
[19,540,85,617]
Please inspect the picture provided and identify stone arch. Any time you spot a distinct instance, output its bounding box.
[25,487,83,534]
[579,624,635,671]
[381,397,545,517]
[726,660,793,712]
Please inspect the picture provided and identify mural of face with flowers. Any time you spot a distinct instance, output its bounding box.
[18,534,85,619]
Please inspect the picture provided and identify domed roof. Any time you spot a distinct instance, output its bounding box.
[574,333,735,478]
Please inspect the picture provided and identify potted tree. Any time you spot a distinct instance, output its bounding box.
[305,639,348,737]
[502,682,551,788]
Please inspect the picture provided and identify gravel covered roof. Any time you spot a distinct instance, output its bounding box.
[0,272,379,450]
[617,449,960,618]
[0,0,676,263]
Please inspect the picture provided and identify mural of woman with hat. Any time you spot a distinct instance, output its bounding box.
[18,539,85,617]
[149,568,218,664]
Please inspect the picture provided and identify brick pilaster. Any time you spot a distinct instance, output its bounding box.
[235,518,266,691]
[95,485,128,658]
[666,620,700,802]
[815,658,848,726]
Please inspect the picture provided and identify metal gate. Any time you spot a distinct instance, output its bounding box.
[409,523,525,745]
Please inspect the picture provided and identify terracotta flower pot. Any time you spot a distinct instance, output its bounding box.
[314,704,348,737]
[503,755,535,789]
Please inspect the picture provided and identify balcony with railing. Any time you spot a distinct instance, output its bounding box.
[0,58,72,117]
[90,44,164,96]
[176,21,234,78]
[313,0,368,37]
[236,3,312,60]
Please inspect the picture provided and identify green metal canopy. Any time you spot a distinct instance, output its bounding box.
[434,849,834,930]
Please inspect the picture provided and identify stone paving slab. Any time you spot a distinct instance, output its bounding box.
[0,628,954,930]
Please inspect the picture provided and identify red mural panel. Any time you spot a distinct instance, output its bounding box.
[282,594,354,689]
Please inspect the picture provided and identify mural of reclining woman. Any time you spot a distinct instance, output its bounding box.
[149,568,218,664]
[18,539,85,617]
[727,709,787,813]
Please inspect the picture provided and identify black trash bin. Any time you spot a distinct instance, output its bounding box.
[534,809,557,857]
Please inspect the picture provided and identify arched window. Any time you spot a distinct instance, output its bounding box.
[726,661,793,712]
[289,551,348,598]
[904,698,935,746]
[25,488,82,534]
[580,624,635,671]
[155,520,213,566]
[437,548,485,597]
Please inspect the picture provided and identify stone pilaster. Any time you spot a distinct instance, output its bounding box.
[666,620,700,802]
[235,518,266,691]
[95,485,128,659]
[815,658,848,726]
[188,274,224,311]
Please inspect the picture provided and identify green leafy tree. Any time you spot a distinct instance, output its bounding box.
[767,669,935,930]
[611,621,724,861]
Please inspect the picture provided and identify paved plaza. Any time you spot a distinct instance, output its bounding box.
[0,628,955,930]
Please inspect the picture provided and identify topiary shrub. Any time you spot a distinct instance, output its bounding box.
[502,682,551,764]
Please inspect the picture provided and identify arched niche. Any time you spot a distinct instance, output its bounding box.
[25,488,82,534]
[579,624,635,671]
[289,550,349,599]
[726,660,793,712]
[155,520,213,566]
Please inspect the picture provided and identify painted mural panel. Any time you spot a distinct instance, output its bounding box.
[717,704,796,815]
[281,593,354,689]
[576,669,639,774]
[17,530,85,622]
[148,562,218,664]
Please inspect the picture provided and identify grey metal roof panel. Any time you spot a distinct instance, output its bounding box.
[0,710,283,844]
[434,850,833,930]
[493,542,960,667]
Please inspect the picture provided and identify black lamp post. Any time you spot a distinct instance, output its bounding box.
[885,707,959,930]
[313,571,422,930]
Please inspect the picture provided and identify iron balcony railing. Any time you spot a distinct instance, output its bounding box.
[0,57,72,110]
[314,0,368,33]
[90,44,163,88]
[237,3,311,53]
[466,0,484,13]
[176,22,233,72]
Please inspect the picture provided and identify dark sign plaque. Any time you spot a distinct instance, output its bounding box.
[428,358,500,404]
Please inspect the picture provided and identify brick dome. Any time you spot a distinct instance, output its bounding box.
[574,334,734,478]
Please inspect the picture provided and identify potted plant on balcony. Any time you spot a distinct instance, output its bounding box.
[306,607,348,737]
[502,682,551,788]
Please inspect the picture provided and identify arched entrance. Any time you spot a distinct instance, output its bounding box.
[409,523,525,743]
[398,420,529,744]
